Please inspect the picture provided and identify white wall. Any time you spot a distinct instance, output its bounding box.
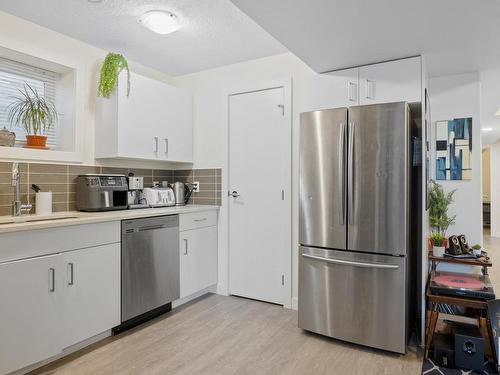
[171,52,331,307]
[0,10,176,168]
[428,73,482,245]
[490,142,500,237]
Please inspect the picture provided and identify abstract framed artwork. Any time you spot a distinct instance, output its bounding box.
[435,117,472,180]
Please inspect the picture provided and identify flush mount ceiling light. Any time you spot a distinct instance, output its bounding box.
[139,10,181,35]
[482,127,493,132]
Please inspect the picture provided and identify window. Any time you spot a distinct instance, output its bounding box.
[0,57,60,147]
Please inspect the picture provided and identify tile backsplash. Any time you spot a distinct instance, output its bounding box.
[0,162,221,216]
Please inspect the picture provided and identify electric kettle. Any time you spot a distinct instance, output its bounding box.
[172,182,194,206]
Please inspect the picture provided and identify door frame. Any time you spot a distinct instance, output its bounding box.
[226,78,292,308]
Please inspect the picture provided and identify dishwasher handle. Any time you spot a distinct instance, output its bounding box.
[138,224,168,232]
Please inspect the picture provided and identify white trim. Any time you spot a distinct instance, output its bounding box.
[10,330,111,375]
[172,286,217,309]
[225,77,293,309]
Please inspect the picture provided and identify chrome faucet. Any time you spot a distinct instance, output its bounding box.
[11,162,32,216]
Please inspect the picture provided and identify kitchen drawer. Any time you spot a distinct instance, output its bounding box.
[179,210,217,231]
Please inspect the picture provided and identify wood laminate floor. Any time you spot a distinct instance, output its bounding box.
[31,294,422,375]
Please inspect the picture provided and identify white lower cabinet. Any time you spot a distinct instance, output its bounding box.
[0,243,120,375]
[62,243,121,348]
[179,225,218,299]
[0,254,62,375]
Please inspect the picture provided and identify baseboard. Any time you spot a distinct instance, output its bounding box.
[11,330,111,375]
[291,297,298,311]
[172,285,217,308]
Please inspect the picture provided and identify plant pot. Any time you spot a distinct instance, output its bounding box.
[473,249,482,256]
[25,135,48,149]
[433,245,445,257]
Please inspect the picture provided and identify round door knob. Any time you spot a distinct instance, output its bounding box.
[230,191,240,198]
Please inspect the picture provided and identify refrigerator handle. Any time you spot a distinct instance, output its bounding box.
[338,122,346,225]
[302,253,399,270]
[348,122,355,225]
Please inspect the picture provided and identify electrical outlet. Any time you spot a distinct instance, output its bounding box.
[193,181,200,192]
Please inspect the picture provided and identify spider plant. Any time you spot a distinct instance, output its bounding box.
[7,83,58,136]
[97,53,130,98]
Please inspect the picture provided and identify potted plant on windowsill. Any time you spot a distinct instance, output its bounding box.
[428,180,456,257]
[7,83,58,149]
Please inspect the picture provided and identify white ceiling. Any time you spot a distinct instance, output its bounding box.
[0,0,287,76]
[231,0,500,145]
[231,0,500,77]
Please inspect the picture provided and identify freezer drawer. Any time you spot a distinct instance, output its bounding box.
[298,246,407,353]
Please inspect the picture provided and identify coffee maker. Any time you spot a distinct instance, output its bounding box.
[127,175,148,209]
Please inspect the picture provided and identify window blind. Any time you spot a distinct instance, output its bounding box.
[0,57,60,147]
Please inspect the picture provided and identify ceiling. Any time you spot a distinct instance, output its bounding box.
[0,0,287,76]
[231,0,500,145]
[231,0,500,77]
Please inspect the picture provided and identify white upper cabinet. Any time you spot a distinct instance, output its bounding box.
[304,57,422,112]
[95,71,193,163]
[304,67,359,111]
[358,57,421,105]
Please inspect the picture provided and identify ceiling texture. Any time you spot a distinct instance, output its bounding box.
[0,0,286,76]
[2,0,500,143]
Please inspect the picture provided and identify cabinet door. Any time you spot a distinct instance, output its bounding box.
[116,72,193,162]
[116,72,161,160]
[304,67,359,111]
[160,85,193,163]
[359,57,421,105]
[62,243,120,348]
[179,226,218,298]
[0,255,62,375]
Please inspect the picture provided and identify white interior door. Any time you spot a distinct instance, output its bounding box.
[229,86,289,305]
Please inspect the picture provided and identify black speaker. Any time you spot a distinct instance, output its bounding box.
[448,235,462,255]
[432,333,455,368]
[458,234,471,254]
[454,324,484,371]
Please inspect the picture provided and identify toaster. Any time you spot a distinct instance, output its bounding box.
[143,187,176,207]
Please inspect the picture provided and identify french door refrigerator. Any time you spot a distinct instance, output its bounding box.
[298,102,410,354]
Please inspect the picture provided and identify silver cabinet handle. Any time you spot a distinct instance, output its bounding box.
[164,138,169,155]
[229,191,240,198]
[338,123,346,225]
[348,122,355,225]
[365,79,375,99]
[194,218,207,222]
[302,253,399,270]
[49,268,55,292]
[68,263,74,286]
[154,137,159,153]
[184,239,188,255]
[348,82,357,102]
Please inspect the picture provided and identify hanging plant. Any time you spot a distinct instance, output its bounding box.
[97,53,130,98]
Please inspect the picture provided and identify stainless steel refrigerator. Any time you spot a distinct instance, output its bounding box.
[298,102,410,354]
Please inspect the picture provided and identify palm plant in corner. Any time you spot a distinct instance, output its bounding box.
[97,53,130,98]
[7,83,58,149]
[428,180,456,257]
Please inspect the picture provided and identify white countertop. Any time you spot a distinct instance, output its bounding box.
[0,205,219,234]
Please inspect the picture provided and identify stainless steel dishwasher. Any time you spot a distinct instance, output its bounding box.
[120,215,179,329]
